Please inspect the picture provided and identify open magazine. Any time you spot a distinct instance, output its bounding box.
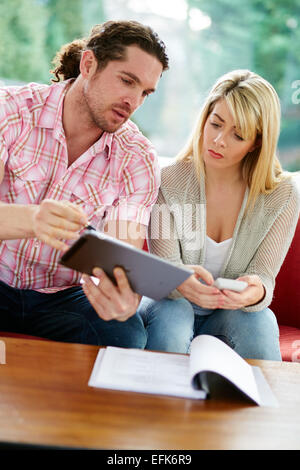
[88,335,278,407]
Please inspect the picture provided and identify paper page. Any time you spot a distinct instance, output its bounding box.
[89,346,206,400]
[189,335,261,405]
[251,366,279,407]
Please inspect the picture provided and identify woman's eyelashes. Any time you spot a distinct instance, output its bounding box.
[210,121,244,141]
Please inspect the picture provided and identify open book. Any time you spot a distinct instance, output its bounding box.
[88,335,278,407]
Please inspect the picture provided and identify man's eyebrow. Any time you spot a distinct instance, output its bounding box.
[120,71,156,93]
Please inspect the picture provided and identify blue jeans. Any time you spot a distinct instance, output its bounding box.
[138,296,282,360]
[138,297,194,353]
[0,280,147,348]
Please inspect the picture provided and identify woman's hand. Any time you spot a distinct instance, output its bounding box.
[218,275,265,310]
[177,265,223,309]
[82,267,140,322]
[32,199,88,251]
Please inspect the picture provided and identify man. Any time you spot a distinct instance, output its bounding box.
[0,20,169,346]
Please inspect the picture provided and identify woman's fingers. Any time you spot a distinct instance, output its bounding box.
[188,265,215,285]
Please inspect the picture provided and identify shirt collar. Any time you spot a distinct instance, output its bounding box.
[36,80,69,131]
[93,132,114,160]
[37,80,115,159]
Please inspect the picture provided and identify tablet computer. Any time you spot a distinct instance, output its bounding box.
[59,229,193,300]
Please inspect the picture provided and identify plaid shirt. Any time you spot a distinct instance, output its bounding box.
[0,81,160,292]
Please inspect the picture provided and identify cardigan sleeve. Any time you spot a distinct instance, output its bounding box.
[241,179,300,312]
[148,187,186,298]
[148,187,183,264]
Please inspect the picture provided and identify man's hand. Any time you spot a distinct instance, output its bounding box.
[218,275,265,310]
[32,199,88,251]
[82,267,140,322]
[177,265,222,309]
[81,220,145,321]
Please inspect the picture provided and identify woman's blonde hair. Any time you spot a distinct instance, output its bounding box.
[177,69,287,210]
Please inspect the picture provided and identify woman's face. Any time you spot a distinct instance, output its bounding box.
[202,99,257,173]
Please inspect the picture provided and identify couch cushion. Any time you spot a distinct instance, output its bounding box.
[270,217,300,328]
[279,325,300,362]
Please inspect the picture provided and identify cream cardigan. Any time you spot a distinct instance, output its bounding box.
[148,160,300,312]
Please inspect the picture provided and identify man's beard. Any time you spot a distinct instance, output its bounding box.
[82,85,126,134]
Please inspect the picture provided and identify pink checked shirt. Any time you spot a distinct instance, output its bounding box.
[0,81,160,292]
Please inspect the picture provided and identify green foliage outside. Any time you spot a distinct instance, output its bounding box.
[0,0,105,83]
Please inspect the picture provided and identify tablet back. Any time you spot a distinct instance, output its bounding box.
[59,231,192,300]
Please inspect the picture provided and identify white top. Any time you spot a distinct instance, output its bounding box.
[203,236,232,280]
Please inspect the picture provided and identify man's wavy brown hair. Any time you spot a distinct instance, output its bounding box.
[51,20,169,82]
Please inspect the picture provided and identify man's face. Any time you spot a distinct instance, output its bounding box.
[82,45,163,133]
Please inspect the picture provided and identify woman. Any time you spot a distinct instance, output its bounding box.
[137,69,299,359]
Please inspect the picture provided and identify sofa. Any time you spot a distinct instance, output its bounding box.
[269,216,300,362]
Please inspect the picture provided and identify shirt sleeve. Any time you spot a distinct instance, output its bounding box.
[0,134,8,166]
[105,147,161,226]
[241,179,300,312]
[0,88,22,166]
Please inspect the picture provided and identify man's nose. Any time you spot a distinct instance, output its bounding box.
[123,91,143,112]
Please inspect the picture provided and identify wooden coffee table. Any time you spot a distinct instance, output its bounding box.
[0,335,299,450]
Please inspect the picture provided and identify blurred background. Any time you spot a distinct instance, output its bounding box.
[0,0,299,170]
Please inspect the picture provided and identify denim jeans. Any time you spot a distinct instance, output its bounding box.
[137,297,195,354]
[0,280,147,348]
[138,296,282,360]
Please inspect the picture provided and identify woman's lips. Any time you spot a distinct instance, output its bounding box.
[208,149,224,159]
